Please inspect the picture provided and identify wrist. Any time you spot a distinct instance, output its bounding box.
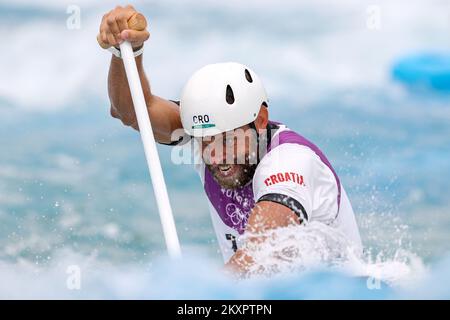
[109,44,144,59]
[132,43,144,51]
[114,44,143,51]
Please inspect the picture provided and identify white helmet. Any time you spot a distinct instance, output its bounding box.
[180,62,268,137]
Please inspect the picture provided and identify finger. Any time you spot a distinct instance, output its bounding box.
[101,31,107,44]
[122,6,138,21]
[106,32,117,47]
[99,22,109,44]
[99,10,113,34]
[115,6,136,29]
[115,13,129,34]
[106,15,121,43]
[99,15,106,33]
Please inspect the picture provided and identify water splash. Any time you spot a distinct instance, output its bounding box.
[0,221,431,299]
[237,221,425,287]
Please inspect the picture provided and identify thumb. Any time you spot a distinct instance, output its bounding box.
[121,29,150,43]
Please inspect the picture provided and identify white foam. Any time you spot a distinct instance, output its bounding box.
[0,237,430,299]
[238,221,425,286]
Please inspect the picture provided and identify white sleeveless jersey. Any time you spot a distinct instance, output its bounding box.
[193,123,362,263]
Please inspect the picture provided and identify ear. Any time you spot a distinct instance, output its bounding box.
[254,104,269,133]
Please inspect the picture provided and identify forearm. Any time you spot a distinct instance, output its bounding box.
[107,53,182,144]
[224,201,301,277]
[108,52,149,126]
[225,249,254,276]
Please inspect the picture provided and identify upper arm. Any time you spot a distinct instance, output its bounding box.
[144,96,184,145]
[115,95,184,145]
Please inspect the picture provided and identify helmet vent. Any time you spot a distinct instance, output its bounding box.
[226,85,235,104]
[245,69,253,83]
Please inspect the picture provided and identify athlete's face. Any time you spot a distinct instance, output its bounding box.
[199,124,259,189]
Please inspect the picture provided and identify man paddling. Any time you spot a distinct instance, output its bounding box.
[98,5,362,274]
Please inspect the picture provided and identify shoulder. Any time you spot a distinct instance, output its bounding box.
[255,142,320,179]
[252,131,341,222]
[258,126,340,187]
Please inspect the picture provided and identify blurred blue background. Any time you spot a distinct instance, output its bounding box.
[0,0,449,298]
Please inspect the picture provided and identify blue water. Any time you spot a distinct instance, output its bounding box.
[392,53,450,91]
[0,0,449,298]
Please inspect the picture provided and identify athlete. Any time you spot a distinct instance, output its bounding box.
[98,5,362,275]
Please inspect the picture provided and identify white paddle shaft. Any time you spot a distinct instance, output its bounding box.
[119,41,181,259]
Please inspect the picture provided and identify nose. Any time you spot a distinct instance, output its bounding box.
[203,140,229,165]
[202,134,235,165]
[209,148,226,165]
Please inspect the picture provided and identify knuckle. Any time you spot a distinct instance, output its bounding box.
[106,17,115,25]
[107,35,116,45]
[99,23,107,32]
[115,14,126,25]
[103,10,113,20]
